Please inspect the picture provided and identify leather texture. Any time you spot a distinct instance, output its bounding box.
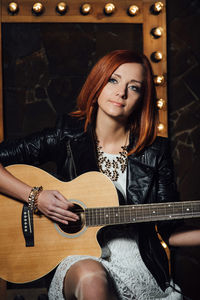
[0,114,179,291]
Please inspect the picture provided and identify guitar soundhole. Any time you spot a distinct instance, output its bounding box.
[58,203,85,234]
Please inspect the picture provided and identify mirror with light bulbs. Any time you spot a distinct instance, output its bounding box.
[0,0,167,141]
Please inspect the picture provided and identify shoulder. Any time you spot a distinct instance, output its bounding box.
[145,136,173,168]
[148,136,170,153]
[136,136,172,165]
[129,136,171,166]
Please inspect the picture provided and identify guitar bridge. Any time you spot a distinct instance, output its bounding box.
[21,204,34,247]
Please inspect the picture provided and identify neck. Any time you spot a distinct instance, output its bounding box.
[95,113,129,154]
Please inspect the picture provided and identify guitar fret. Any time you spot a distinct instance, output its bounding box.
[128,206,131,222]
[131,206,136,222]
[85,209,90,226]
[116,206,121,223]
[109,207,112,223]
[124,207,130,223]
[140,206,146,221]
[122,207,125,223]
[96,208,100,225]
[193,202,200,215]
[100,208,104,225]
[136,205,141,221]
[173,202,180,218]
[105,207,109,225]
[183,202,193,217]
[91,208,95,225]
[94,208,99,224]
[165,203,173,219]
[111,207,119,224]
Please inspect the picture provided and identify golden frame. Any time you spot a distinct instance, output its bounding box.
[0,0,167,142]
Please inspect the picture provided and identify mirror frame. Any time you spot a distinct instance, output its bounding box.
[0,0,167,142]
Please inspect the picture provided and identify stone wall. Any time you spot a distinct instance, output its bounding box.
[167,1,200,299]
[168,0,200,202]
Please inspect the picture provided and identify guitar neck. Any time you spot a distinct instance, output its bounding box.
[85,200,200,227]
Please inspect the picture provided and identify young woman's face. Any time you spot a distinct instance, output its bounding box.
[97,62,144,122]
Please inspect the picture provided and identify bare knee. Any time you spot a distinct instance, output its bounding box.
[63,259,113,300]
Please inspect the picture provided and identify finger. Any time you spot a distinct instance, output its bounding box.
[52,193,78,217]
[49,210,80,224]
[53,191,74,208]
[49,215,69,225]
[49,205,79,221]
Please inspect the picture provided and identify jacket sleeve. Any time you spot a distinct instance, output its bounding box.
[156,138,178,203]
[0,127,62,167]
[156,138,182,244]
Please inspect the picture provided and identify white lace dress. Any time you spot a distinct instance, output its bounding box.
[48,224,182,300]
[48,153,182,300]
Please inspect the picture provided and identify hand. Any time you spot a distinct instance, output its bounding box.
[37,190,79,224]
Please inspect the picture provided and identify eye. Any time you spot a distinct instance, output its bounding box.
[128,85,141,93]
[108,77,118,84]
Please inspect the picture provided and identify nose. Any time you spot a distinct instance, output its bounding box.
[116,85,127,99]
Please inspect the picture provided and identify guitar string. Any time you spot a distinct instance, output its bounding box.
[71,206,198,216]
[59,203,199,226]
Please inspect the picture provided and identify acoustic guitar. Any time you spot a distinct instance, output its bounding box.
[0,164,199,284]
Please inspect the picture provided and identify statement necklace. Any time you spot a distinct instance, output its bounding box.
[96,140,128,182]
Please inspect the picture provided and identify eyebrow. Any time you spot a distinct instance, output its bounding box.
[113,73,142,85]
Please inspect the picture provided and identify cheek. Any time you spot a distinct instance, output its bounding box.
[97,95,103,107]
[97,88,110,105]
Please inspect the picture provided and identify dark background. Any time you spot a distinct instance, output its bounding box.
[167,1,200,299]
[2,0,200,299]
[2,23,143,138]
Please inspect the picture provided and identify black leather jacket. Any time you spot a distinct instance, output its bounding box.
[0,115,178,291]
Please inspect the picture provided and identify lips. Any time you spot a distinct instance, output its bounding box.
[109,100,125,107]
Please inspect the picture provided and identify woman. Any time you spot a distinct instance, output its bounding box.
[0,50,200,300]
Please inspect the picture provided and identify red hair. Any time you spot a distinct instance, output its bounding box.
[71,50,158,154]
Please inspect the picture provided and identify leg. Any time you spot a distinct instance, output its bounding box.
[63,259,117,300]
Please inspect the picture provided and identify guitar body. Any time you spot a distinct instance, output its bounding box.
[0,164,119,283]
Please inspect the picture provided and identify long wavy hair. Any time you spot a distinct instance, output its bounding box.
[71,49,158,154]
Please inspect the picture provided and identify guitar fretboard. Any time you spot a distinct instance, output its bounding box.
[85,200,200,227]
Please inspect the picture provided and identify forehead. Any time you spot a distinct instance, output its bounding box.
[113,63,144,81]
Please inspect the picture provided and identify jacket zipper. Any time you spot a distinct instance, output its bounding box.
[66,139,77,178]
